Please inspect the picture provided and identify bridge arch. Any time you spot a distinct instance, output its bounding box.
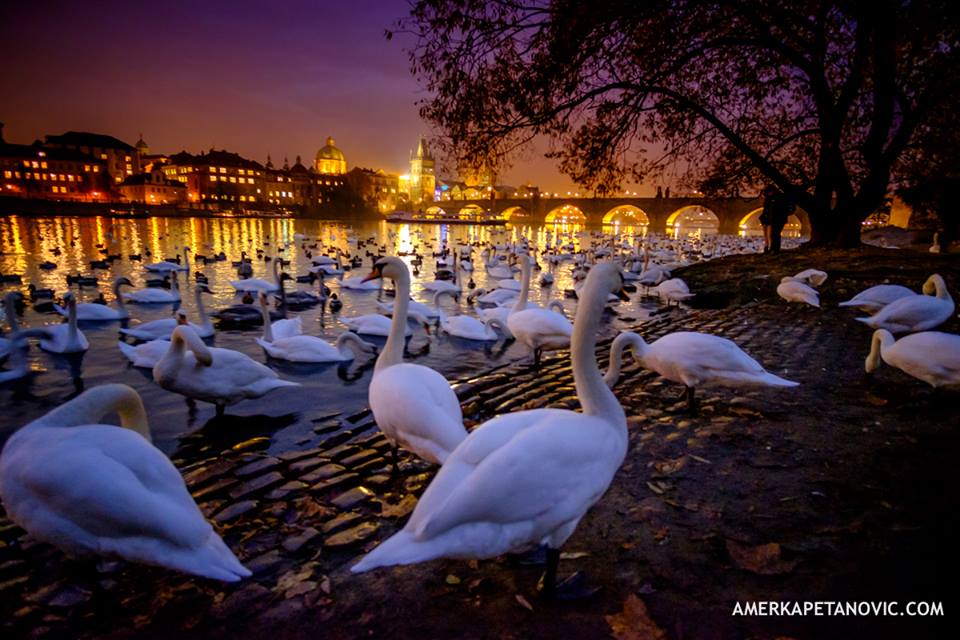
[666,205,720,236]
[602,205,651,226]
[424,205,447,217]
[545,204,587,224]
[457,204,486,220]
[501,206,531,221]
[738,208,803,237]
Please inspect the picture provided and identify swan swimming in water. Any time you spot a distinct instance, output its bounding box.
[604,330,799,410]
[352,263,631,599]
[153,325,300,416]
[40,292,89,354]
[120,283,215,340]
[124,271,182,304]
[856,274,954,334]
[254,292,376,362]
[56,277,132,320]
[0,384,250,581]
[363,257,466,466]
[145,247,190,272]
[865,329,960,389]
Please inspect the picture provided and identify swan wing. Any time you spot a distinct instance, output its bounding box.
[413,412,620,542]
[3,427,210,549]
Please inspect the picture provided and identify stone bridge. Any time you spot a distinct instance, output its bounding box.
[428,196,810,235]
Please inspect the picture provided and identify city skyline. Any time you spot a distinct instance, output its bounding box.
[0,0,654,194]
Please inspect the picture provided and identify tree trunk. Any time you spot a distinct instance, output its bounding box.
[806,206,863,247]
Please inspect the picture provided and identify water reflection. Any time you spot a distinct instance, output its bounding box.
[0,215,650,456]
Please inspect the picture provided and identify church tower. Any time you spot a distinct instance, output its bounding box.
[409,137,435,204]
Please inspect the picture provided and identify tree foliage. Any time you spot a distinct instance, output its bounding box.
[396,0,960,245]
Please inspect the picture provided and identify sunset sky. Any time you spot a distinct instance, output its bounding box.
[0,0,655,193]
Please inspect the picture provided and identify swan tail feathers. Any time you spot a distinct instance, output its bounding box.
[351,530,443,573]
[146,532,252,582]
[118,341,137,363]
[837,299,857,307]
[759,372,800,387]
[855,316,875,326]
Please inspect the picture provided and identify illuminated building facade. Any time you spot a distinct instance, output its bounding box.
[118,166,187,204]
[43,131,140,185]
[163,149,265,206]
[345,167,400,214]
[1,127,110,201]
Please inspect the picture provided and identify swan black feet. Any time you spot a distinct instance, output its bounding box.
[536,548,601,601]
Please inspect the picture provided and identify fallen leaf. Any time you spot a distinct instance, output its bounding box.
[445,574,461,585]
[515,594,534,611]
[605,594,667,640]
[560,551,591,560]
[381,494,418,519]
[866,394,888,406]
[725,540,799,575]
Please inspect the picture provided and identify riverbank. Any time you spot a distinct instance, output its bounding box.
[1,246,957,639]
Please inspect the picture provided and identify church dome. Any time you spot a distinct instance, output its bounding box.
[315,136,346,175]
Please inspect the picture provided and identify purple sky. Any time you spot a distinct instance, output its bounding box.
[0,0,636,192]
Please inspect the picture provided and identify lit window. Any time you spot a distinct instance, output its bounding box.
[93,166,99,172]
[40,161,48,169]
[125,156,131,161]
[229,177,236,183]
[219,167,226,173]
[68,174,74,181]
[32,161,39,168]
[249,196,255,202]
[209,176,216,182]
[3,171,10,179]
[84,164,90,172]
[60,174,65,181]
[100,153,108,160]
[14,171,20,178]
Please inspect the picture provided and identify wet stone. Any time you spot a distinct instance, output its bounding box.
[211,583,272,619]
[325,444,361,461]
[214,500,258,523]
[365,474,392,487]
[300,463,346,484]
[352,457,388,474]
[282,527,321,553]
[312,420,341,435]
[48,585,91,608]
[324,521,380,548]
[266,481,308,500]
[310,473,360,494]
[278,446,326,463]
[235,457,281,478]
[331,486,374,510]
[183,460,235,488]
[192,477,238,502]
[310,411,343,423]
[289,457,328,474]
[322,512,364,534]
[341,449,380,467]
[230,471,285,500]
[245,550,285,575]
[230,436,272,453]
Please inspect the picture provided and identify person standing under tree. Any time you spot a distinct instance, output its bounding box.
[759,186,777,253]
[769,190,795,254]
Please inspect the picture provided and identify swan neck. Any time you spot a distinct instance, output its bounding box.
[4,295,19,332]
[378,264,409,372]
[195,288,210,329]
[28,384,152,441]
[67,299,78,340]
[260,297,274,342]
[572,273,626,425]
[513,256,531,312]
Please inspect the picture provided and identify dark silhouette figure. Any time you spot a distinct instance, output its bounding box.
[761,186,795,254]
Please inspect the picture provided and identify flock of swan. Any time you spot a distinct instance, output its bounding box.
[0,225,957,601]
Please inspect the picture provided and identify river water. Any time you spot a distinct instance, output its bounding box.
[0,215,658,456]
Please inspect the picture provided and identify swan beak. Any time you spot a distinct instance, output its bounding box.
[616,287,631,301]
[361,267,382,283]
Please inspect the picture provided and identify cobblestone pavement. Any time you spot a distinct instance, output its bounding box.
[1,251,957,639]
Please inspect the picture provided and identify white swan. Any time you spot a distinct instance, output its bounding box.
[793,269,828,287]
[604,331,799,409]
[472,288,519,306]
[120,284,214,340]
[153,325,300,416]
[230,259,283,293]
[254,292,376,362]
[377,298,441,320]
[776,277,820,307]
[124,271,182,304]
[352,263,631,598]
[119,337,172,368]
[363,257,466,465]
[342,314,413,337]
[340,271,382,290]
[56,277,132,320]
[856,274,954,333]
[40,292,89,354]
[651,278,695,305]
[433,291,500,341]
[838,283,917,314]
[0,384,250,581]
[506,255,574,366]
[1,329,51,382]
[423,259,461,294]
[145,247,190,272]
[865,329,960,389]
